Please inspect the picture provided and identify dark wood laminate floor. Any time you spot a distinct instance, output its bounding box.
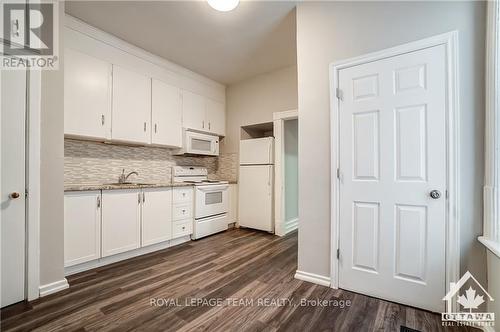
[1,229,478,332]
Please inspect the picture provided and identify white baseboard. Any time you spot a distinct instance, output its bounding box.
[39,278,69,297]
[294,270,330,287]
[65,236,191,276]
[285,218,298,234]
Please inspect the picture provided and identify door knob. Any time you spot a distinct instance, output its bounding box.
[429,190,441,199]
[10,192,20,199]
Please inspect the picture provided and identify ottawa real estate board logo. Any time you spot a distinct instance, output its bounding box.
[442,271,495,328]
[1,1,59,70]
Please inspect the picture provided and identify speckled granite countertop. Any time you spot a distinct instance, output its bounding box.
[64,182,194,192]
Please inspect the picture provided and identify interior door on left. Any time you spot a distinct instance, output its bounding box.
[1,69,27,307]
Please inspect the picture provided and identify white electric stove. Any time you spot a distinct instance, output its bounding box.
[172,166,229,239]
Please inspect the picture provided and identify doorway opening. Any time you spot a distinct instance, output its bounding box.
[274,110,298,236]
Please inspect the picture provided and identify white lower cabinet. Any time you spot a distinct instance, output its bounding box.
[142,188,173,246]
[172,187,194,239]
[64,191,102,267]
[64,186,194,273]
[101,190,141,257]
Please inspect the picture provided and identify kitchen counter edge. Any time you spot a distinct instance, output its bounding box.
[64,182,194,192]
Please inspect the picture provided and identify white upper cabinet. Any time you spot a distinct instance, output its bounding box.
[151,79,182,147]
[64,48,111,140]
[111,65,151,144]
[206,99,226,136]
[182,90,206,132]
[182,91,226,136]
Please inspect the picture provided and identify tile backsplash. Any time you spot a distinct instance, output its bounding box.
[64,139,238,184]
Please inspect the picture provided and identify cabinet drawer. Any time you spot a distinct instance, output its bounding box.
[173,187,193,203]
[172,219,193,238]
[172,202,193,220]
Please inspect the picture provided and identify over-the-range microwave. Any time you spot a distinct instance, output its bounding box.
[175,129,219,156]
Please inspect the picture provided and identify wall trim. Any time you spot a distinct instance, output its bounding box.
[27,69,41,301]
[285,218,299,234]
[39,278,69,297]
[294,270,330,287]
[329,31,460,311]
[273,110,298,237]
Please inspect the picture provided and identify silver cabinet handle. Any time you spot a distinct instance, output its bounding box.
[97,196,101,208]
[101,115,105,126]
[202,121,205,129]
[144,122,147,132]
[143,192,145,203]
[138,192,141,204]
[154,123,157,133]
[209,122,211,130]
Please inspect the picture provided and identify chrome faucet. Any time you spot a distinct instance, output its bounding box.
[118,169,139,184]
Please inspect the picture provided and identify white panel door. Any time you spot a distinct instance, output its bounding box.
[1,69,26,307]
[64,48,112,139]
[239,137,274,165]
[182,90,206,131]
[142,188,172,246]
[338,45,446,312]
[238,165,273,232]
[111,65,151,144]
[64,191,101,267]
[102,190,141,257]
[205,98,225,136]
[152,79,182,147]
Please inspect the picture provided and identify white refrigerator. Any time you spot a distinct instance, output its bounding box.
[238,137,274,232]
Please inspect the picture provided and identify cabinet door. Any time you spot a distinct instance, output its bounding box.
[142,188,172,246]
[206,99,225,136]
[64,49,111,139]
[64,191,101,267]
[112,65,151,144]
[102,190,141,257]
[182,90,205,131]
[152,79,182,147]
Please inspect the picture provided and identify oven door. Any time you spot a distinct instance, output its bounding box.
[186,131,219,156]
[195,184,229,219]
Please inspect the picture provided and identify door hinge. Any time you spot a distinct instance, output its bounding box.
[25,189,29,198]
[336,88,343,101]
[337,249,340,259]
[336,168,340,179]
[446,190,449,199]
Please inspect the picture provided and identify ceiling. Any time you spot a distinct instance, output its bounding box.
[65,1,297,85]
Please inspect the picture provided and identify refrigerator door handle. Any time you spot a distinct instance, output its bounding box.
[268,166,271,196]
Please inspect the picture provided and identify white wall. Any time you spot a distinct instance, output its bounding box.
[284,119,298,222]
[40,1,65,286]
[223,66,298,154]
[296,1,487,285]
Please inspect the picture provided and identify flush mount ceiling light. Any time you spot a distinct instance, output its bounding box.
[207,0,239,12]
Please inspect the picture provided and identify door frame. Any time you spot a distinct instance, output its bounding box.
[329,31,460,309]
[273,110,298,236]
